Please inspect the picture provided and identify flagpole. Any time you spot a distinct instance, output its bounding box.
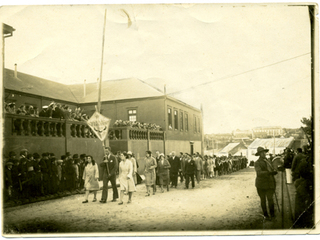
[98,9,107,113]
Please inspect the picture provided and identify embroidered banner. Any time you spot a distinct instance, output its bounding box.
[86,111,111,141]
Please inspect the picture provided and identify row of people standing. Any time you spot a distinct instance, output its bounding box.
[3,149,87,204]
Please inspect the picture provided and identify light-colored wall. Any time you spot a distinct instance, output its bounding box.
[165,140,202,155]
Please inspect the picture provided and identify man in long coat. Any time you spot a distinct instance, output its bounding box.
[184,154,196,189]
[169,151,180,188]
[100,147,119,203]
[194,152,203,184]
[254,146,277,219]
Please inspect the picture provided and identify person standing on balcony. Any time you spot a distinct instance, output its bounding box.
[100,147,119,203]
[169,151,180,188]
[144,151,157,196]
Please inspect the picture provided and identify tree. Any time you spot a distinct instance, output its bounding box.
[300,117,312,144]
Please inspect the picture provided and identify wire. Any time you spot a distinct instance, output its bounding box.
[170,52,311,95]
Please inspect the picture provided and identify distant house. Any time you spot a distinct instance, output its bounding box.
[232,129,253,139]
[216,142,247,157]
[247,137,295,162]
[252,126,283,138]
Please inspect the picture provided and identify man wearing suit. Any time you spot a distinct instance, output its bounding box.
[100,147,119,203]
[179,152,185,183]
[169,151,180,188]
[184,154,196,189]
[254,146,277,219]
[194,152,203,184]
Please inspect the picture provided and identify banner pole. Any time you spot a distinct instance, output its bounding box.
[98,9,107,113]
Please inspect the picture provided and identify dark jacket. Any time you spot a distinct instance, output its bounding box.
[185,159,196,175]
[169,156,180,173]
[100,154,118,178]
[254,157,276,189]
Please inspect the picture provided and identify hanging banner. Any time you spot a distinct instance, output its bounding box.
[86,111,111,141]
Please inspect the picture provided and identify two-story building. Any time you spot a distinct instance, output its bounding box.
[3,67,203,172]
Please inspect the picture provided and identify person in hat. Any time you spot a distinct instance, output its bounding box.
[16,104,27,115]
[157,153,171,192]
[144,150,157,196]
[8,102,16,114]
[100,147,119,203]
[82,155,99,203]
[127,151,138,184]
[254,146,278,220]
[39,106,48,117]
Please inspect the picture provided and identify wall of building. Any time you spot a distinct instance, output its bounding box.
[165,140,202,155]
[81,97,165,128]
[164,98,202,142]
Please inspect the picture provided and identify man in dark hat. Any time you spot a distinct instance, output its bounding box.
[254,146,278,220]
[100,147,119,203]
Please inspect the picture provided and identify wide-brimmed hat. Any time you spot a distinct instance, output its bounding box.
[159,153,164,157]
[127,151,133,155]
[255,147,269,156]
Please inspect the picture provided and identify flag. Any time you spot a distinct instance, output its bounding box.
[86,111,111,141]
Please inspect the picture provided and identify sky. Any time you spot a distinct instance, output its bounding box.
[1,3,313,134]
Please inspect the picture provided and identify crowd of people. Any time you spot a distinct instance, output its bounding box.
[253,145,314,227]
[283,146,314,228]
[4,101,89,121]
[3,149,87,205]
[3,147,248,206]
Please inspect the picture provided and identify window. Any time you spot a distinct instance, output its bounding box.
[180,111,184,130]
[198,117,200,133]
[185,113,188,131]
[128,109,137,122]
[168,108,172,129]
[174,110,178,130]
[194,115,197,132]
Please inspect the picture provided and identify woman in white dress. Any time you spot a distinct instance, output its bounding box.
[118,152,136,205]
[82,155,99,203]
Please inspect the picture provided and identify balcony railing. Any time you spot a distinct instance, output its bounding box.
[5,114,97,138]
[5,114,164,141]
[108,127,164,141]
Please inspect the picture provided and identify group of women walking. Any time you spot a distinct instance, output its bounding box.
[82,150,172,204]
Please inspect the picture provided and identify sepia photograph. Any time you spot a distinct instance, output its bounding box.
[1,2,319,236]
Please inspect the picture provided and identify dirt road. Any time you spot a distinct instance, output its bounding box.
[3,168,283,234]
